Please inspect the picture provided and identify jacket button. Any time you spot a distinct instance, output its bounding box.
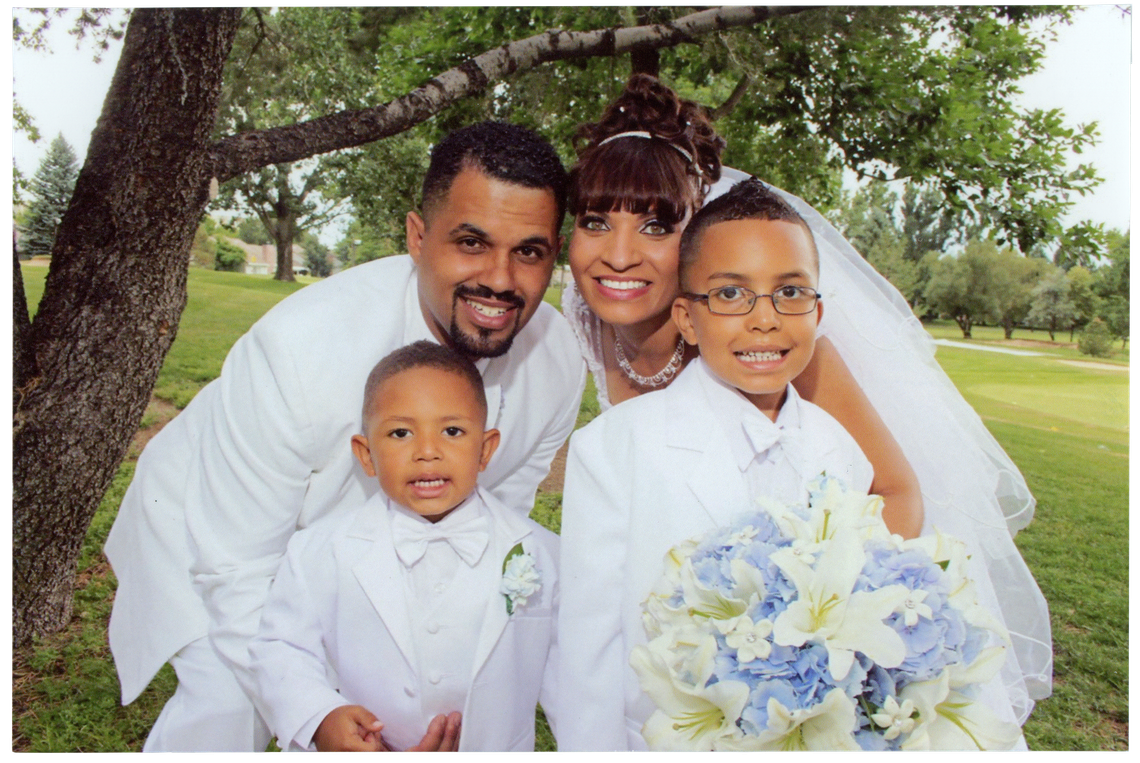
[427,622,440,634]
[404,686,415,697]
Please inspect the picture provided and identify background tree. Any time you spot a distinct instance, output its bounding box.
[1077,317,1114,358]
[12,6,1112,647]
[922,240,1007,338]
[210,8,367,280]
[1092,229,1129,349]
[988,247,1052,339]
[234,216,270,246]
[1027,268,1077,341]
[19,134,80,258]
[299,231,332,277]
[213,239,248,272]
[1064,265,1100,341]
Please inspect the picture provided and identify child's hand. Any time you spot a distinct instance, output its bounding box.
[313,705,388,751]
[406,711,461,751]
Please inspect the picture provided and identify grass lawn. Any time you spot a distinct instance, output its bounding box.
[14,265,1128,750]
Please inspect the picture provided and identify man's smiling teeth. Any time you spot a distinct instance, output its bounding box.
[413,478,446,488]
[464,298,509,317]
[599,278,649,290]
[737,350,783,362]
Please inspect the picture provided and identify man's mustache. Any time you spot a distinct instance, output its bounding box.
[454,284,526,310]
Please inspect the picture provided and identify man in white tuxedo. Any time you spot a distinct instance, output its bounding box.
[104,122,585,751]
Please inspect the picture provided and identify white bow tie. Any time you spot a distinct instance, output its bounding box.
[742,418,799,462]
[390,512,489,568]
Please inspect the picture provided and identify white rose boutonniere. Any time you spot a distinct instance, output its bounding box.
[500,542,541,615]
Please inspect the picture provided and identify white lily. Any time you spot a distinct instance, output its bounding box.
[771,528,910,680]
[631,645,750,751]
[728,557,768,602]
[724,689,860,751]
[763,477,888,546]
[899,646,1021,750]
[678,559,750,621]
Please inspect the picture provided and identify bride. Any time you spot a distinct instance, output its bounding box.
[560,74,1051,726]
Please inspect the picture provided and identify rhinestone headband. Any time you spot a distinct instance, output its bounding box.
[596,130,695,164]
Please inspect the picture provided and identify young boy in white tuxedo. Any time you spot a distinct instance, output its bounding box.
[556,178,873,750]
[249,341,559,752]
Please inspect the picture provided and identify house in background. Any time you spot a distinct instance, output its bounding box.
[222,238,310,276]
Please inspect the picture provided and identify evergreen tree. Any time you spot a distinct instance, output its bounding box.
[20,134,79,258]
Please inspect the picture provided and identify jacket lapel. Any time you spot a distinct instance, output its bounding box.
[665,365,750,528]
[468,495,532,679]
[347,498,418,671]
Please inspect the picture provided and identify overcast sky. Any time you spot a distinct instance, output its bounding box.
[8,6,1133,234]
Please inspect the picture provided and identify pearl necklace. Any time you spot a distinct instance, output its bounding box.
[614,333,685,389]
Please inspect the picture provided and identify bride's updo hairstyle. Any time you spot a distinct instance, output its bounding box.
[569,74,726,227]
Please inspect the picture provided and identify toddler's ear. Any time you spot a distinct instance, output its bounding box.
[672,296,699,346]
[350,434,378,478]
[479,428,501,471]
[814,295,824,326]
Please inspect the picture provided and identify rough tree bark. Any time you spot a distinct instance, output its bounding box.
[12,5,812,647]
[13,8,243,646]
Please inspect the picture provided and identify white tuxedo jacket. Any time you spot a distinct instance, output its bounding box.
[249,490,559,752]
[105,255,585,704]
[556,361,871,751]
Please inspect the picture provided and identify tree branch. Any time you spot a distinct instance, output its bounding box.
[709,73,753,121]
[209,5,814,182]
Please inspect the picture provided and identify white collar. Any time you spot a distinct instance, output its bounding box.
[691,358,803,472]
[386,487,484,530]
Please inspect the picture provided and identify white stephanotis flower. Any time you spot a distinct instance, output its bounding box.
[499,549,540,615]
[714,614,773,663]
[771,528,909,680]
[725,524,760,547]
[719,689,860,751]
[897,588,934,627]
[870,695,918,741]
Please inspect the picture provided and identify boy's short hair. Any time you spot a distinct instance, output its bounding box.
[361,340,487,430]
[679,178,819,288]
[421,121,569,228]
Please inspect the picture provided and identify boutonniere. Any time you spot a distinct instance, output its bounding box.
[499,542,541,615]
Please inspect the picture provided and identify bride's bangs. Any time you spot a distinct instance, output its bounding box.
[569,142,696,226]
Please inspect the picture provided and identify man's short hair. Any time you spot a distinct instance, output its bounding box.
[361,340,486,430]
[679,178,819,288]
[421,121,569,227]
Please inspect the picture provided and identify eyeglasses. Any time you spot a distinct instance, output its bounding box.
[683,285,821,316]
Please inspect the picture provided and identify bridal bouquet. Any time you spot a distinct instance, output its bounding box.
[631,475,1022,751]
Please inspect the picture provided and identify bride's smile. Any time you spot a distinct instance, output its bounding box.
[569,208,685,328]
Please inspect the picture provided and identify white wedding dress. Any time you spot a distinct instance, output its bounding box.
[562,167,1052,726]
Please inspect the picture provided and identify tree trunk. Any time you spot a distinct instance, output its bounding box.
[955,314,972,339]
[12,8,241,647]
[273,212,297,282]
[1003,319,1015,340]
